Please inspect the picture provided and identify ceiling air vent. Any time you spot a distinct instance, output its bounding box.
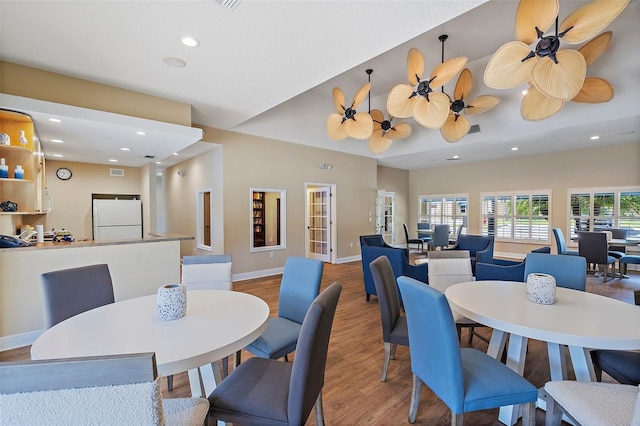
[215,0,241,10]
[110,168,125,177]
[469,124,481,134]
[144,155,155,159]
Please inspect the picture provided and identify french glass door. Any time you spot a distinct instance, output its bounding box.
[306,186,332,262]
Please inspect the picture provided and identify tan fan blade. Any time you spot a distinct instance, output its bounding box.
[465,95,501,116]
[531,49,586,100]
[430,57,468,89]
[387,122,412,141]
[521,85,564,121]
[516,0,560,44]
[440,113,471,143]
[332,87,345,113]
[387,84,417,118]
[454,68,473,101]
[370,109,384,131]
[579,31,612,67]
[560,0,629,44]
[345,111,373,140]
[407,48,425,86]
[352,82,371,109]
[327,113,348,140]
[369,131,393,154]
[573,77,614,103]
[484,42,537,89]
[412,92,450,129]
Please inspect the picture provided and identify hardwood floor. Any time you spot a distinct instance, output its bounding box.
[2,258,638,425]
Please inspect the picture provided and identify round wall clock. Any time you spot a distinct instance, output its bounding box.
[56,167,72,180]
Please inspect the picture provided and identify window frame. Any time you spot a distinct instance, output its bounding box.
[418,193,468,234]
[480,190,551,243]
[567,186,640,243]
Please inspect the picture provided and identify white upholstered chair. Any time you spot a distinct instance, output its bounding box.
[428,250,489,344]
[181,254,232,291]
[0,352,209,426]
[544,380,640,426]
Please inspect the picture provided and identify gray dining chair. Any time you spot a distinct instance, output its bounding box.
[427,224,450,250]
[417,222,432,243]
[0,352,210,426]
[608,228,628,274]
[208,283,342,425]
[369,255,409,382]
[403,224,424,252]
[40,264,115,329]
[577,231,616,281]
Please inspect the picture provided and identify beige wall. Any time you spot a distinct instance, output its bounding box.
[377,166,410,246]
[32,160,143,239]
[168,127,378,276]
[1,62,191,126]
[409,142,640,257]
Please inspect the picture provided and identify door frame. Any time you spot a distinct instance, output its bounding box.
[304,182,337,264]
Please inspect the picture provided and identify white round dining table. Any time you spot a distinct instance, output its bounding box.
[31,290,269,398]
[446,280,640,426]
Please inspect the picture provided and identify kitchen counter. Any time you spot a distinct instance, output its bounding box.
[0,233,193,252]
[0,234,190,349]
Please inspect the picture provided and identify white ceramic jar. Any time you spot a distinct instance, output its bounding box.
[157,283,187,320]
[526,273,556,305]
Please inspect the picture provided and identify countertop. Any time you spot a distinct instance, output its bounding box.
[0,233,194,252]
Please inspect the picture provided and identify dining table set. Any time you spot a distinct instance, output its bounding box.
[31,290,270,398]
[446,280,640,426]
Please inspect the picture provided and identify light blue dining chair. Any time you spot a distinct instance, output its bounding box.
[427,224,450,250]
[397,276,538,425]
[524,253,587,291]
[244,257,324,362]
[552,228,579,256]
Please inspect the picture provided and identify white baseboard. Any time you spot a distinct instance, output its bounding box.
[232,267,285,282]
[337,255,361,264]
[0,329,43,351]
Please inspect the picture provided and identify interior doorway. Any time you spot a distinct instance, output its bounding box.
[376,190,395,246]
[305,183,336,263]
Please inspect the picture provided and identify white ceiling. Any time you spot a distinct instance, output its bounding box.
[0,0,638,171]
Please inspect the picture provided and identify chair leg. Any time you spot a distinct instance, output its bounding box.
[468,326,474,344]
[456,324,462,342]
[366,293,371,302]
[408,374,421,424]
[521,401,536,426]
[451,412,463,426]
[381,342,392,382]
[167,374,173,391]
[545,396,563,426]
[234,350,241,368]
[284,354,289,362]
[222,356,229,377]
[314,391,324,426]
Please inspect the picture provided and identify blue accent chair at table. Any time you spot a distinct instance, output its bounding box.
[360,242,428,302]
[397,276,538,425]
[244,257,323,362]
[474,246,550,282]
[444,234,494,273]
[417,222,431,244]
[553,227,579,256]
[524,252,587,291]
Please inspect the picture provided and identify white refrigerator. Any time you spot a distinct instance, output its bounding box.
[92,199,142,240]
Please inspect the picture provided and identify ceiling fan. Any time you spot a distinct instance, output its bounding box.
[440,68,501,142]
[364,69,412,154]
[521,31,614,120]
[484,0,628,104]
[387,47,467,129]
[368,109,412,154]
[326,83,373,141]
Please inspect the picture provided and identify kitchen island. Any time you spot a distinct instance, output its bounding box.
[0,233,193,350]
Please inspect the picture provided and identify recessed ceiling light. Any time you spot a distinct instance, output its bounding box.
[181,36,200,47]
[521,89,528,96]
[120,147,131,151]
[49,118,61,123]
[157,172,163,176]
[590,135,600,140]
[155,161,162,165]
[52,154,63,157]
[172,152,179,156]
[453,155,459,159]
[136,131,146,135]
[162,57,187,68]
[51,139,64,143]
[511,147,519,151]
[109,159,118,162]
